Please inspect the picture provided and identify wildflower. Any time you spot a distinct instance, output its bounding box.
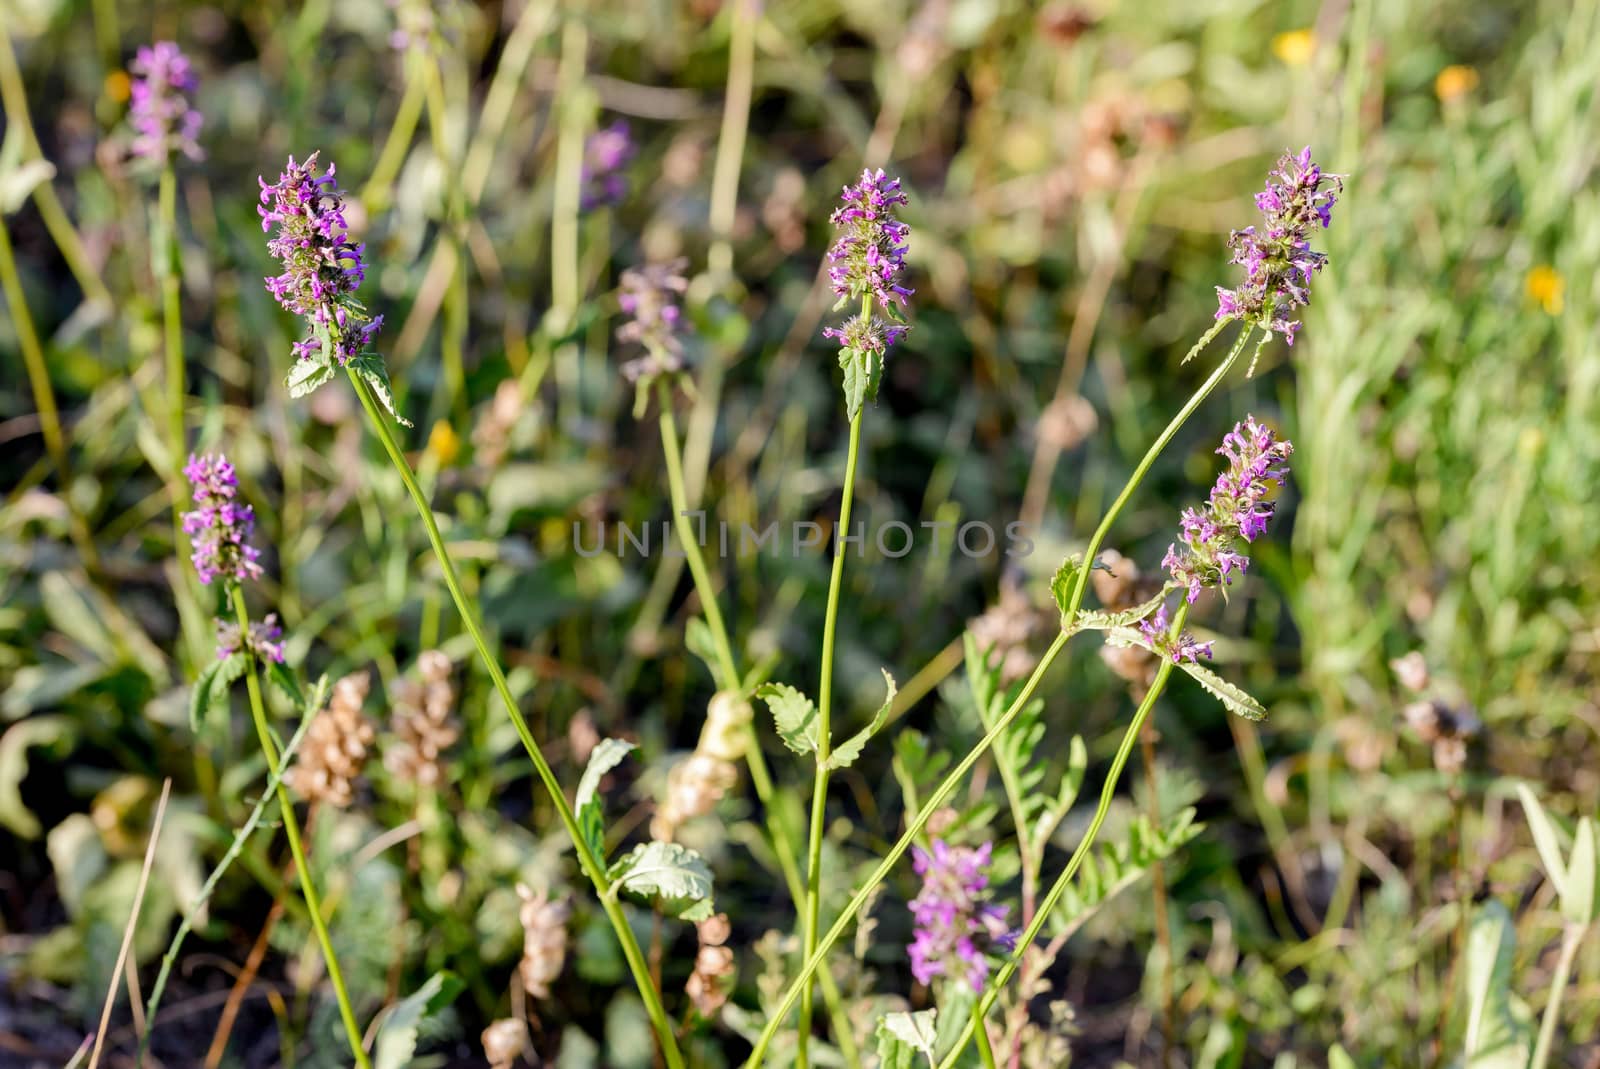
[182,453,264,586]
[1526,265,1564,315]
[907,839,1016,992]
[616,258,690,384]
[516,884,570,1000]
[128,42,203,164]
[686,913,736,1017]
[384,650,459,788]
[286,672,375,808]
[820,315,908,361]
[215,614,286,664]
[1162,417,1293,603]
[1215,147,1342,345]
[1271,29,1315,68]
[827,168,912,312]
[1434,65,1479,103]
[481,1019,526,1069]
[259,153,384,367]
[1137,603,1213,664]
[581,121,636,211]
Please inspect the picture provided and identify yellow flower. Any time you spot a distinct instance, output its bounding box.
[1525,265,1565,316]
[1434,65,1479,103]
[426,420,461,465]
[1272,29,1316,68]
[104,70,131,104]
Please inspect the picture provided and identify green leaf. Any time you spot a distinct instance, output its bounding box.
[372,971,465,1069]
[1462,900,1533,1069]
[351,354,413,427]
[1049,555,1084,621]
[0,716,79,838]
[190,653,248,737]
[828,669,896,770]
[684,617,719,681]
[1328,1045,1358,1069]
[756,683,819,757]
[0,158,55,215]
[840,346,868,421]
[1176,661,1267,721]
[609,841,715,921]
[931,985,974,1061]
[285,356,336,399]
[875,1009,938,1068]
[1044,809,1204,942]
[1563,817,1597,926]
[1515,783,1569,896]
[575,738,636,860]
[1068,583,1175,634]
[265,660,304,708]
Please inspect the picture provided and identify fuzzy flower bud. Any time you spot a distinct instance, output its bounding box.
[1215,147,1342,344]
[581,121,636,211]
[182,453,263,586]
[215,614,285,664]
[1137,603,1213,664]
[1162,417,1293,603]
[285,672,375,808]
[259,152,383,367]
[616,258,690,383]
[516,884,570,1000]
[128,42,203,165]
[908,840,1016,992]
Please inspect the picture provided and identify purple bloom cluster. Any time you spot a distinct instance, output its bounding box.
[1215,147,1342,345]
[581,122,636,211]
[820,314,908,359]
[827,168,912,314]
[216,614,286,664]
[616,258,689,383]
[259,153,382,365]
[1138,603,1213,664]
[129,42,203,164]
[1162,417,1293,603]
[182,453,263,586]
[908,840,1016,992]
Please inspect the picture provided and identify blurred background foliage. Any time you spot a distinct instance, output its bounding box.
[1,0,1598,1064]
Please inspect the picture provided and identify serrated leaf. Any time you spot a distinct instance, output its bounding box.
[840,346,868,421]
[828,669,896,770]
[1515,783,1569,896]
[1049,555,1084,621]
[189,653,247,736]
[576,738,636,861]
[1035,734,1089,846]
[756,683,818,757]
[609,841,715,921]
[875,1009,938,1068]
[1563,818,1597,926]
[1045,809,1203,943]
[285,356,336,398]
[351,354,413,427]
[1462,901,1533,1069]
[1069,584,1175,634]
[265,660,303,707]
[373,971,465,1069]
[1176,661,1267,721]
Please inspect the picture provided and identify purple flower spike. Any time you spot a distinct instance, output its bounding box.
[216,614,286,664]
[581,121,636,211]
[616,258,690,384]
[183,453,263,587]
[1215,147,1342,344]
[1162,416,1293,602]
[907,839,1016,993]
[827,168,912,312]
[129,42,203,164]
[259,153,381,367]
[1137,603,1213,665]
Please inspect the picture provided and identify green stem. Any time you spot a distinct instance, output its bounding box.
[551,15,587,435]
[798,405,864,1069]
[657,378,862,1067]
[973,1010,1001,1069]
[346,370,685,1069]
[707,0,756,280]
[229,586,371,1069]
[1529,921,1587,1069]
[938,607,1189,1068]
[360,61,426,214]
[743,322,1251,1068]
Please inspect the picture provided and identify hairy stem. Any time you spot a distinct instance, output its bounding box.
[742,322,1251,1068]
[229,586,371,1069]
[346,370,685,1069]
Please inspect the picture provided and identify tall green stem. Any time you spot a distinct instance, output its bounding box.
[656,378,862,1067]
[797,404,864,1069]
[551,15,587,435]
[228,585,371,1069]
[1530,921,1587,1069]
[743,322,1249,1068]
[346,370,685,1069]
[937,606,1189,1068]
